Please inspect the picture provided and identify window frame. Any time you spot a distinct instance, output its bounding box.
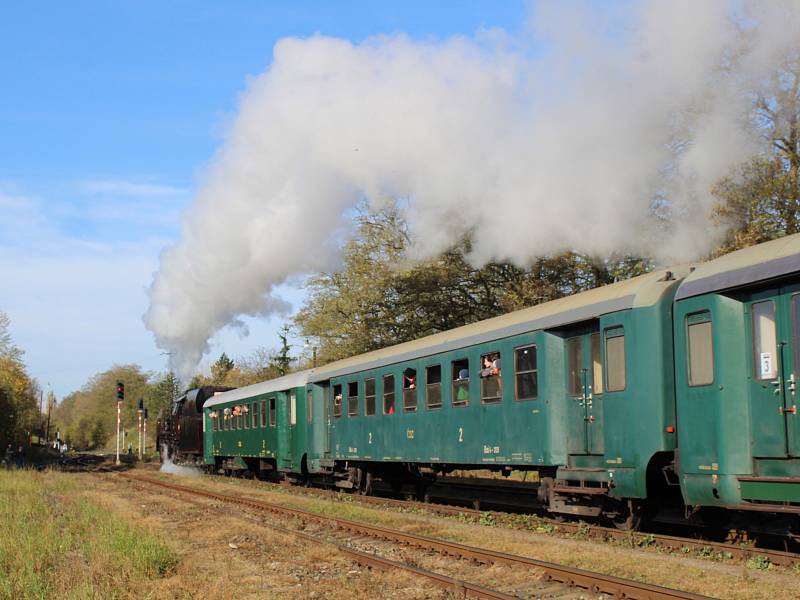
[425,364,442,409]
[403,368,417,412]
[751,300,778,381]
[332,384,343,418]
[479,352,502,404]
[290,392,297,426]
[686,311,714,387]
[364,378,376,416]
[260,399,267,427]
[347,381,359,417]
[514,344,538,401]
[451,358,470,407]
[383,374,396,415]
[307,390,313,424]
[604,327,627,392]
[269,397,276,427]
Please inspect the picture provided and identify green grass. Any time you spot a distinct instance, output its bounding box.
[0,469,178,599]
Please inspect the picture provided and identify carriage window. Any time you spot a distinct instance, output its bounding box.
[365,378,376,415]
[590,333,603,395]
[269,397,276,427]
[243,405,249,428]
[211,413,217,431]
[605,328,626,392]
[566,337,582,396]
[753,301,778,380]
[383,375,396,414]
[480,352,502,403]
[514,345,538,400]
[403,368,417,411]
[793,296,800,375]
[687,313,714,386]
[333,384,343,418]
[290,392,297,426]
[252,402,259,428]
[426,365,442,409]
[261,400,267,427]
[347,382,359,416]
[452,359,469,406]
[307,391,313,423]
[236,411,242,430]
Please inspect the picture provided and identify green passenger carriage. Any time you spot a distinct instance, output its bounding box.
[673,234,800,516]
[200,233,800,531]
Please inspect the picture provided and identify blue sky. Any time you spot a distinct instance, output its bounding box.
[0,1,528,399]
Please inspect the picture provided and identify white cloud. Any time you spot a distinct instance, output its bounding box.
[80,179,189,197]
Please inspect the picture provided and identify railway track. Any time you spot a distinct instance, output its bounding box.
[192,472,800,569]
[119,472,714,600]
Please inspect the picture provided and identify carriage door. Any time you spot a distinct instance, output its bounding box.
[747,285,800,458]
[277,392,295,469]
[565,331,604,456]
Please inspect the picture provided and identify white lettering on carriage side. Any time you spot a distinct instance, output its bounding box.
[458,427,463,442]
[760,352,773,377]
[483,445,501,455]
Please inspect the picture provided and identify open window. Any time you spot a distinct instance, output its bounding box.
[347,382,359,416]
[252,402,259,428]
[383,374,396,414]
[365,378,376,415]
[243,404,249,429]
[269,397,276,426]
[452,359,469,407]
[333,384,343,418]
[403,368,417,411]
[687,312,714,386]
[605,327,626,392]
[426,364,442,409]
[480,352,502,403]
[514,345,538,400]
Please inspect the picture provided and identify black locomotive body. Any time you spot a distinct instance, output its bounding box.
[157,385,233,464]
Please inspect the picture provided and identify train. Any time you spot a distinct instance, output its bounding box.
[158,233,800,535]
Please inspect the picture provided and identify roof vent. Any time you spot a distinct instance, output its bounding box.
[661,270,674,281]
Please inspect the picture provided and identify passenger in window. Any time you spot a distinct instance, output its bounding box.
[387,404,395,415]
[481,354,501,377]
[404,374,416,389]
[458,368,469,380]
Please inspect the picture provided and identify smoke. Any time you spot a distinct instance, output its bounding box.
[145,0,800,377]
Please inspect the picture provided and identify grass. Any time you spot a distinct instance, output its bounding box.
[0,469,178,599]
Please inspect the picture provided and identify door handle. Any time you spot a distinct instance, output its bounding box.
[790,373,797,395]
[780,406,797,415]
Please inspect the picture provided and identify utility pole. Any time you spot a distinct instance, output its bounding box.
[45,390,54,444]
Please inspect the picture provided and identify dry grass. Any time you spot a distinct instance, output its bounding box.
[0,469,178,600]
[152,470,800,600]
[86,473,448,599]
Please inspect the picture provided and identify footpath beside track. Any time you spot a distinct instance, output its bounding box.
[119,472,715,600]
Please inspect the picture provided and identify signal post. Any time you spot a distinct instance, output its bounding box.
[115,381,124,465]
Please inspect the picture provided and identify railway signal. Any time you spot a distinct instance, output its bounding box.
[137,399,144,460]
[115,381,124,465]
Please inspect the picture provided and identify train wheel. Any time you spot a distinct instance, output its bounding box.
[608,499,643,531]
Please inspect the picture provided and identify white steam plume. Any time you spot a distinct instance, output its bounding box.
[145,0,800,377]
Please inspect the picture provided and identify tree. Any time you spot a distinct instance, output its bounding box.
[713,57,800,253]
[294,207,649,364]
[210,353,235,384]
[271,326,293,376]
[151,371,182,420]
[0,310,40,448]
